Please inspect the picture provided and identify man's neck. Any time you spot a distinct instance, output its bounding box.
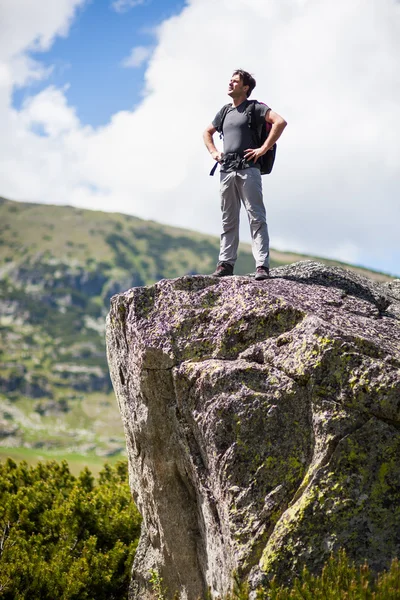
[231,94,248,108]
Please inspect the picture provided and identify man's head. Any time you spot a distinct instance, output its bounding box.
[228,69,256,99]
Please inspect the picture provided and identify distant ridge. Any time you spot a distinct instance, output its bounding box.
[0,196,395,281]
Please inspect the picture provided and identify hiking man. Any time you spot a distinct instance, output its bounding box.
[203,69,287,280]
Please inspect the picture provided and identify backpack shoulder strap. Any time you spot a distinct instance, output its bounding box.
[215,103,231,134]
[245,100,257,131]
[245,99,260,142]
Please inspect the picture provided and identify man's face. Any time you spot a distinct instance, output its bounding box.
[227,74,249,98]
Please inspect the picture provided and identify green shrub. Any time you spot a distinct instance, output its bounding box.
[149,552,400,600]
[224,551,400,600]
[265,550,400,600]
[0,459,141,600]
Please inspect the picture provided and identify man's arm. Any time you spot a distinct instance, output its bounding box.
[244,109,287,163]
[203,124,223,162]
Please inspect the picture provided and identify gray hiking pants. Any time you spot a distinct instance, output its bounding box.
[219,168,270,268]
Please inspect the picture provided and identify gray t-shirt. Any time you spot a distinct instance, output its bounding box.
[212,99,270,156]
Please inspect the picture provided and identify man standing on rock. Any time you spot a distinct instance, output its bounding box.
[203,69,287,280]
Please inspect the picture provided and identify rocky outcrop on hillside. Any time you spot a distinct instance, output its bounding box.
[106,261,400,599]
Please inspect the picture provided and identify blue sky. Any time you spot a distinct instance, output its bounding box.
[1,0,399,276]
[13,0,186,127]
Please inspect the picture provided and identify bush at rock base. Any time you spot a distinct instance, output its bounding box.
[235,551,400,600]
[149,552,400,599]
[0,458,141,600]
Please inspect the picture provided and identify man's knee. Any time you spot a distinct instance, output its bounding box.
[221,203,240,225]
[221,219,239,233]
[247,212,267,228]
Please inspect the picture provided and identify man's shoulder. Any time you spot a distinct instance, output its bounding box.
[213,103,232,131]
[247,99,270,119]
[246,99,269,108]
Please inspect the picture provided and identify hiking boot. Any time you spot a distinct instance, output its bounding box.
[254,266,270,280]
[212,262,234,277]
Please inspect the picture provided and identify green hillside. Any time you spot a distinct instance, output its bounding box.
[0,196,395,467]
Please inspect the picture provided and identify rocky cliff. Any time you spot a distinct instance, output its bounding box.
[106,261,400,599]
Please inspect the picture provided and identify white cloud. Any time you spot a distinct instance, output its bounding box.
[0,0,86,58]
[0,0,85,102]
[111,0,146,14]
[122,46,153,68]
[0,0,400,275]
[20,85,80,136]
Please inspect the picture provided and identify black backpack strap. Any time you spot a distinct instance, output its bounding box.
[245,100,261,144]
[215,103,231,136]
[209,161,220,176]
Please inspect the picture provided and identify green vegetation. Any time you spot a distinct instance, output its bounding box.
[149,570,167,600]
[148,553,400,599]
[0,447,125,477]
[227,551,400,599]
[0,391,125,464]
[0,458,141,599]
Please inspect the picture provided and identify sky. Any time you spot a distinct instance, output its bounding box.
[1,0,399,276]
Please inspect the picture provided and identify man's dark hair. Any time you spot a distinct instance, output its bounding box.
[233,69,256,97]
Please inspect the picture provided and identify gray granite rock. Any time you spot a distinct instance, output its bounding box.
[106,261,400,599]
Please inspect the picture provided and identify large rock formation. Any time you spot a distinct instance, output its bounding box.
[106,261,400,599]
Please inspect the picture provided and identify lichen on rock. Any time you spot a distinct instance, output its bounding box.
[105,261,400,599]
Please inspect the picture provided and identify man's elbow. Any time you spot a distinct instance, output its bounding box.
[203,129,214,144]
[279,117,288,129]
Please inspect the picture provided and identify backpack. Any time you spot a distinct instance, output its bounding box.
[210,99,276,175]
